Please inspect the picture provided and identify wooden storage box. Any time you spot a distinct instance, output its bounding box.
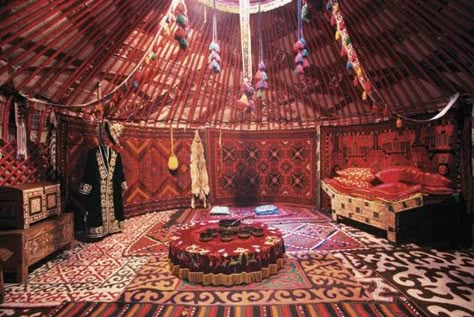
[0,213,74,283]
[0,182,61,229]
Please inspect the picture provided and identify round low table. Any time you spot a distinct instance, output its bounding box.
[168,223,286,286]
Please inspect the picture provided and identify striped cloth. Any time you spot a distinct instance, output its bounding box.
[47,300,421,317]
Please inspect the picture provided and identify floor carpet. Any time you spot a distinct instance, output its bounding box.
[1,206,472,317]
[120,252,372,305]
[35,300,422,317]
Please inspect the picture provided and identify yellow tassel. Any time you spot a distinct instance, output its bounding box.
[362,91,368,100]
[335,31,341,40]
[333,3,339,12]
[356,68,363,77]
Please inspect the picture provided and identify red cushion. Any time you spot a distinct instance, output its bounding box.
[403,170,452,187]
[333,176,372,189]
[369,182,422,201]
[375,166,419,183]
[422,186,456,195]
[336,167,376,182]
[376,167,452,188]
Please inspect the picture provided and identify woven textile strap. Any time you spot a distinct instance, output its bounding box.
[240,0,252,80]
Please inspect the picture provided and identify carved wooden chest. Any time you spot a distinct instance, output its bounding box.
[0,212,74,283]
[0,182,61,229]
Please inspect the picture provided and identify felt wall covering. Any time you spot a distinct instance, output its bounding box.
[320,114,462,210]
[58,117,195,217]
[207,129,317,206]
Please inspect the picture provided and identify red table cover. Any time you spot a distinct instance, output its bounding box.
[168,223,286,285]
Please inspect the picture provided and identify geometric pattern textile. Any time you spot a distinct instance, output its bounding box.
[341,248,474,317]
[123,205,355,257]
[2,211,173,305]
[0,207,469,317]
[120,252,374,305]
[36,300,423,317]
[207,129,317,206]
[319,115,461,210]
[186,204,329,224]
[58,117,195,217]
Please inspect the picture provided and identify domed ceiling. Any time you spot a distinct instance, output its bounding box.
[0,0,472,129]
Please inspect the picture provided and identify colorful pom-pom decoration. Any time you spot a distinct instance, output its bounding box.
[172,0,189,50]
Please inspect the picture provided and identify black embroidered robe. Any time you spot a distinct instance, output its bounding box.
[79,145,127,239]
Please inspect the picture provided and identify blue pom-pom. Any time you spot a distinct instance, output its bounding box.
[326,2,333,11]
[346,62,353,70]
[302,49,309,57]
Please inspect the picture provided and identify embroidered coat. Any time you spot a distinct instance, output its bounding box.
[79,145,127,239]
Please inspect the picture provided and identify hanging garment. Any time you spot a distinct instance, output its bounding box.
[190,130,209,208]
[79,145,127,239]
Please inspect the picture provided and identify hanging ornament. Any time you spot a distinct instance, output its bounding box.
[294,0,309,74]
[208,1,221,74]
[238,77,255,112]
[254,2,268,98]
[173,0,189,50]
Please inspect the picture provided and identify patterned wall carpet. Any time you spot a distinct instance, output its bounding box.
[207,129,318,206]
[1,207,473,317]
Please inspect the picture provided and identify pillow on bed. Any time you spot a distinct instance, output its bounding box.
[333,176,372,189]
[209,206,230,215]
[375,166,419,183]
[336,167,376,182]
[403,170,452,187]
[422,186,456,195]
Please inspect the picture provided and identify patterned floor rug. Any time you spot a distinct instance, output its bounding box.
[120,252,373,305]
[124,205,337,256]
[6,300,420,317]
[1,206,470,317]
[336,248,474,317]
[3,211,173,305]
[186,204,329,224]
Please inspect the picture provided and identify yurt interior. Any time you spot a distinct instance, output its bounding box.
[0,0,473,316]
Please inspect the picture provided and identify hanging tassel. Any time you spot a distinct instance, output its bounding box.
[330,15,336,26]
[345,37,352,46]
[335,31,341,40]
[346,62,353,70]
[295,63,304,74]
[356,67,363,77]
[14,102,28,160]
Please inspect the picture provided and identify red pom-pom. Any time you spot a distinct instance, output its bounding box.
[340,46,347,57]
[353,77,359,86]
[330,15,336,26]
[364,82,372,92]
[295,64,304,74]
[174,27,187,40]
[293,40,304,53]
